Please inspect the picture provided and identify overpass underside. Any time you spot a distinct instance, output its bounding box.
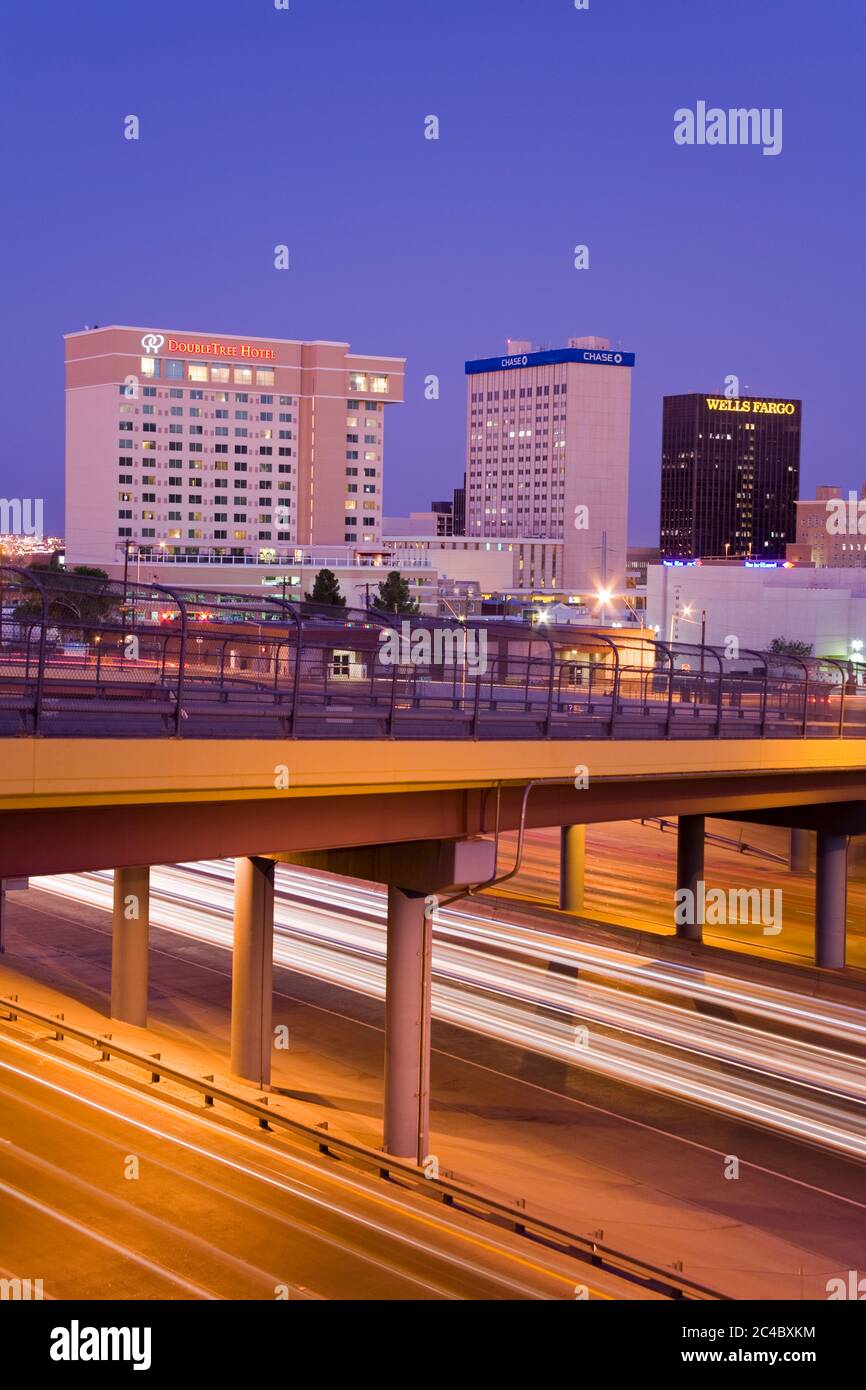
[1,736,865,877]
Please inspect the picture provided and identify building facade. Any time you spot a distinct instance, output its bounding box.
[789,484,866,567]
[65,326,404,569]
[464,337,633,591]
[659,393,801,561]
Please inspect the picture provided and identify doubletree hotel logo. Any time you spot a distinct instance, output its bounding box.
[705,397,797,416]
[140,333,164,354]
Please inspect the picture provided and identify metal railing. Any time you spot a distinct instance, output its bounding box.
[0,566,862,741]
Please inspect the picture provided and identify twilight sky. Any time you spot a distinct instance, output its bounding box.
[1,0,863,539]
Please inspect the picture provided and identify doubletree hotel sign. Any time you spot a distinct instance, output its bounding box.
[141,332,276,361]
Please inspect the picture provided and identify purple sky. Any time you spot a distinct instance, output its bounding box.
[1,0,863,540]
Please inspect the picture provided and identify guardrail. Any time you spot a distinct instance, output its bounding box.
[0,992,727,1299]
[1,566,862,741]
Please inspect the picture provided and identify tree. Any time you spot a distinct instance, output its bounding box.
[14,565,118,627]
[769,637,814,659]
[371,570,420,615]
[305,568,346,608]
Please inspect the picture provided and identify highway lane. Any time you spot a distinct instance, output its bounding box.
[3,886,866,1298]
[0,1026,616,1301]
[31,861,866,1161]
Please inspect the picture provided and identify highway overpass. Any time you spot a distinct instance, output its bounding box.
[2,568,864,1160]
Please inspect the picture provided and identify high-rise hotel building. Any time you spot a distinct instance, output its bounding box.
[465,337,634,591]
[659,393,801,560]
[65,326,404,568]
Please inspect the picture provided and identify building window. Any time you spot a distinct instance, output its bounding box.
[188,364,208,383]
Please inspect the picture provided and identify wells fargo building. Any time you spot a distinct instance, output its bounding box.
[659,392,802,561]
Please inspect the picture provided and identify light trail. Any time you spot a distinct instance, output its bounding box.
[30,865,866,1160]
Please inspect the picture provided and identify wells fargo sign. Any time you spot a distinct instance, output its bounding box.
[705,397,797,415]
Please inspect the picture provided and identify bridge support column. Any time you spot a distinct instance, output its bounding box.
[384,886,432,1160]
[559,824,586,913]
[815,833,847,970]
[231,856,275,1086]
[676,815,705,942]
[111,866,150,1026]
[789,828,812,874]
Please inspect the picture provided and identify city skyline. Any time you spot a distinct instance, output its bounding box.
[1,0,863,540]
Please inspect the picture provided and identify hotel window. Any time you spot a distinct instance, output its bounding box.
[261,395,273,404]
[168,528,182,539]
[140,357,160,378]
[142,440,155,451]
[349,373,367,392]
[211,367,230,384]
[346,467,358,476]
[169,388,183,399]
[363,468,376,477]
[370,376,389,394]
[169,441,182,451]
[215,460,228,470]
[118,526,132,537]
[278,447,293,456]
[234,368,253,385]
[364,434,376,444]
[118,492,133,502]
[118,509,132,519]
[235,445,248,455]
[168,511,181,521]
[215,444,228,453]
[143,386,157,398]
[165,361,184,380]
[346,450,358,460]
[345,500,356,511]
[256,370,275,386]
[214,513,227,523]
[190,389,204,400]
[168,493,182,503]
[346,433,358,443]
[279,395,292,405]
[169,424,182,434]
[188,364,208,383]
[119,473,133,484]
[364,451,377,461]
[142,493,156,503]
